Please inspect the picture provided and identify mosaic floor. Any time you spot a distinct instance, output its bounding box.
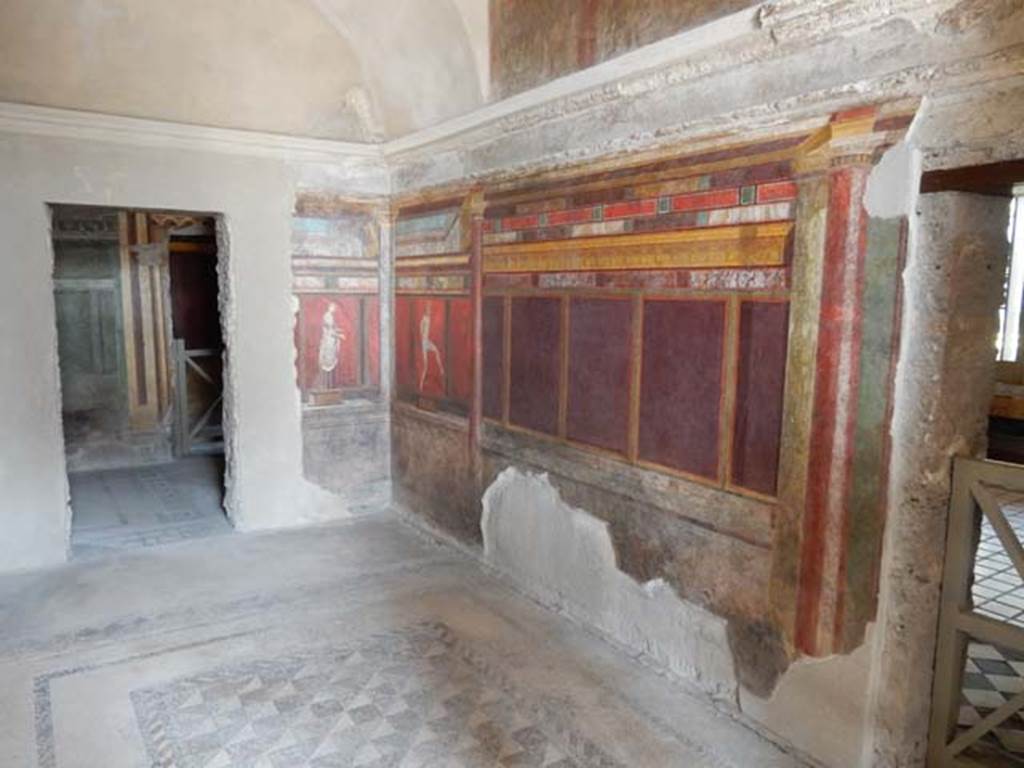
[959,497,1024,763]
[69,456,232,559]
[131,623,596,768]
[0,514,802,768]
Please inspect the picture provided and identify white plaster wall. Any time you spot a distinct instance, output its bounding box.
[481,468,738,702]
[0,130,388,572]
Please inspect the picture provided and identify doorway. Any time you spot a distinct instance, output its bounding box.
[927,185,1024,766]
[50,205,232,559]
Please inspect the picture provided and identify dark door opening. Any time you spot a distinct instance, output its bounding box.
[50,205,232,559]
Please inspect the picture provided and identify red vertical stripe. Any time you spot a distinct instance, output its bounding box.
[795,167,869,655]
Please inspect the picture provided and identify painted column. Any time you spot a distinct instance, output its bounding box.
[468,193,485,475]
[793,108,895,657]
[771,166,829,647]
[796,157,872,656]
[376,208,395,405]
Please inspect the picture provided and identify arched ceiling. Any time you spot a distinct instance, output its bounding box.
[0,0,488,142]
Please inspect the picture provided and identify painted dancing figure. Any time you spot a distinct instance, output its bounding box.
[317,302,346,389]
[419,308,444,389]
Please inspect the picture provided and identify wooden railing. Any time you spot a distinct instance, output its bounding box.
[929,457,1024,765]
[171,339,223,456]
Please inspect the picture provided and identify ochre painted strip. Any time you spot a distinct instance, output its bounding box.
[395,254,470,269]
[483,222,792,274]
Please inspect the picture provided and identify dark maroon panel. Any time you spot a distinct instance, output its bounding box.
[169,251,220,349]
[509,296,561,435]
[447,299,473,408]
[394,297,415,399]
[566,298,632,453]
[482,297,505,419]
[639,299,725,479]
[732,301,789,495]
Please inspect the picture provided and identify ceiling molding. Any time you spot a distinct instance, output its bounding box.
[0,102,382,163]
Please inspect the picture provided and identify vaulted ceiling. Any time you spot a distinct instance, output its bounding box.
[0,0,488,141]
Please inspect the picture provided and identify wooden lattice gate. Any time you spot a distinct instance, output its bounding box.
[171,339,223,457]
[929,457,1024,766]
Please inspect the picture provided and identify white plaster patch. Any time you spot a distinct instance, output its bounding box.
[481,467,738,702]
[865,137,921,220]
[740,627,875,768]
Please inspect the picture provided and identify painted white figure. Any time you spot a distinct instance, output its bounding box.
[419,308,444,389]
[317,302,346,389]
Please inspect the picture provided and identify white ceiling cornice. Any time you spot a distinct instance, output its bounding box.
[0,102,383,162]
[0,4,767,165]
[0,0,1001,178]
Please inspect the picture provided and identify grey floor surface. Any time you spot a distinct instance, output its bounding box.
[0,511,807,767]
[69,456,232,560]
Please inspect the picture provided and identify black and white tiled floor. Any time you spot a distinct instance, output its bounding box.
[958,497,1024,762]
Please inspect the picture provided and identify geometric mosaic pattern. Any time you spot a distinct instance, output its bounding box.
[71,457,231,559]
[960,641,1024,759]
[959,498,1024,763]
[973,503,1024,627]
[131,623,620,768]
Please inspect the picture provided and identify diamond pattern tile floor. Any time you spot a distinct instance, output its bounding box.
[131,624,602,768]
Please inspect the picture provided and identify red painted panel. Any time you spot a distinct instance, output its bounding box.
[731,301,789,494]
[413,298,447,398]
[395,297,415,397]
[509,297,561,435]
[566,298,632,453]
[756,180,799,204]
[448,298,473,406]
[547,207,594,227]
[296,294,361,393]
[482,296,505,420]
[502,214,541,231]
[603,199,657,219]
[366,297,380,388]
[639,300,725,479]
[671,188,740,212]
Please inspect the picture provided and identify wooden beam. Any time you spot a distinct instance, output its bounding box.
[921,160,1024,197]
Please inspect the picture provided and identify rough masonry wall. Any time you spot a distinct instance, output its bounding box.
[863,191,1011,766]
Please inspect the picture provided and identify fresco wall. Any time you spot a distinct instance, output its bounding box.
[291,194,389,504]
[489,0,755,98]
[391,106,913,693]
[391,199,480,536]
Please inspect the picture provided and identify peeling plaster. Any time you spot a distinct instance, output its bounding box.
[740,629,875,768]
[481,467,738,703]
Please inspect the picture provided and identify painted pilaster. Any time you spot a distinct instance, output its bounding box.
[468,192,486,481]
[793,110,893,656]
[771,167,829,649]
[376,208,395,405]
